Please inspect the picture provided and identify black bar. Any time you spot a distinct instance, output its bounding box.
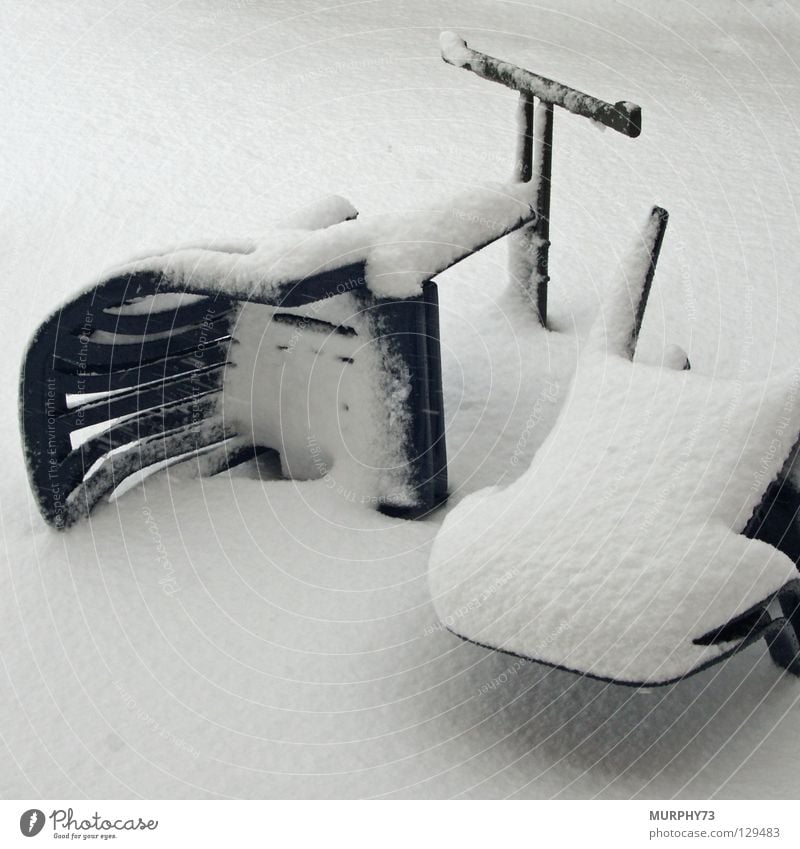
[271,312,357,336]
[516,91,534,183]
[57,368,225,431]
[533,102,554,326]
[65,418,232,527]
[53,343,231,392]
[90,300,234,335]
[627,206,669,357]
[422,282,448,504]
[364,286,447,518]
[52,322,233,371]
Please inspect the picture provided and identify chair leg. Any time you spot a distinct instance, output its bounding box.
[765,579,800,675]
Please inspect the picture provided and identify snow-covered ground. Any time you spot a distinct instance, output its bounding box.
[2,0,800,798]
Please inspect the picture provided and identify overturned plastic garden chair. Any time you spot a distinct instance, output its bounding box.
[429,207,800,685]
[20,188,539,528]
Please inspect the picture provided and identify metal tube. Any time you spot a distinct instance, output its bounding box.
[441,33,641,138]
[515,91,534,183]
[532,100,554,326]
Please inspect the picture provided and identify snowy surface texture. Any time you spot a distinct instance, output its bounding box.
[429,213,800,684]
[4,0,800,800]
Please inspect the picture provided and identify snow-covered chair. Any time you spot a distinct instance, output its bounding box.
[429,208,800,684]
[20,188,535,528]
[20,31,646,530]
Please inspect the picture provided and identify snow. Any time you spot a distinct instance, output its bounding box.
[439,31,472,68]
[94,181,535,303]
[106,293,207,316]
[429,217,800,683]
[279,195,359,231]
[118,196,359,272]
[588,208,663,357]
[217,191,419,510]
[222,295,418,509]
[3,0,800,800]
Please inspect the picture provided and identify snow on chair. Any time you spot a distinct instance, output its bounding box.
[20,187,536,528]
[429,207,800,684]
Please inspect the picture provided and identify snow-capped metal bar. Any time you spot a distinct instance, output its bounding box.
[441,31,642,325]
[510,98,554,324]
[366,282,448,517]
[531,100,553,324]
[439,31,641,138]
[514,92,535,183]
